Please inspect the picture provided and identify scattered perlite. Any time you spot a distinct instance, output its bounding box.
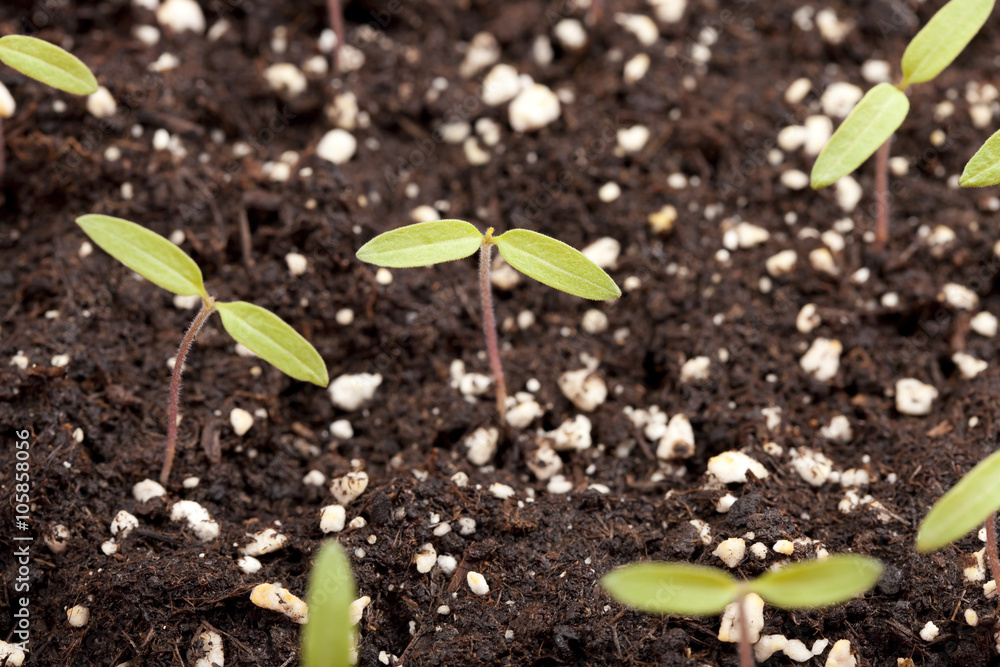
[329,373,381,410]
[133,478,167,503]
[895,378,938,416]
[170,500,220,542]
[467,571,490,595]
[240,528,288,556]
[320,505,347,533]
[330,471,369,505]
[250,583,308,623]
[66,605,90,627]
[414,543,437,573]
[718,593,764,643]
[707,451,769,483]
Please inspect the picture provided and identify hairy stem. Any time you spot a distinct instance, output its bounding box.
[0,114,6,182]
[479,240,507,418]
[160,300,215,485]
[873,138,890,252]
[987,513,1000,603]
[736,594,755,667]
[327,0,343,71]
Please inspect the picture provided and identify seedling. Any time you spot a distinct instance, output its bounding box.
[355,220,621,415]
[602,555,883,667]
[0,35,98,179]
[302,540,356,667]
[811,0,993,250]
[960,128,1000,187]
[75,214,329,484]
[917,448,1000,595]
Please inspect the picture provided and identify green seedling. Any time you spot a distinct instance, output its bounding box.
[602,555,883,667]
[303,541,357,667]
[356,220,621,416]
[917,449,1000,594]
[0,35,98,179]
[960,128,1000,187]
[811,0,993,250]
[75,214,328,484]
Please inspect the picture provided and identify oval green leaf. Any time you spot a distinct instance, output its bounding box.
[601,563,739,616]
[492,229,621,300]
[0,35,98,95]
[303,541,356,667]
[215,301,329,387]
[811,83,910,189]
[751,555,882,609]
[900,0,994,87]
[960,128,1000,188]
[76,214,207,298]
[356,220,482,267]
[917,449,1000,552]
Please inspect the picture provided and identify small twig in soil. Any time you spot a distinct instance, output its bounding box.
[479,234,508,417]
[160,299,216,485]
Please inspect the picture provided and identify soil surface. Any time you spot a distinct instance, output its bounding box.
[4,0,1000,665]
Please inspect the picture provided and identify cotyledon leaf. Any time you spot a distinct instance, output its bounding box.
[601,563,739,616]
[215,301,329,387]
[356,220,483,267]
[76,214,208,298]
[917,448,1000,552]
[960,128,1000,188]
[492,229,621,300]
[0,35,98,95]
[900,0,994,87]
[302,541,356,667]
[751,555,883,609]
[811,83,910,189]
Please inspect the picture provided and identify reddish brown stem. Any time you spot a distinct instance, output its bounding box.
[0,114,6,181]
[986,513,1000,602]
[873,138,890,252]
[479,238,507,418]
[736,594,755,667]
[159,300,215,485]
[327,0,343,72]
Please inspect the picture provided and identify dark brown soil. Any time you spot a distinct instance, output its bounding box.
[4,0,1000,665]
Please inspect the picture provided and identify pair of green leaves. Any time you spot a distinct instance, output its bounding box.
[0,35,98,96]
[917,448,1000,552]
[355,220,621,301]
[811,0,994,189]
[602,555,883,616]
[302,541,357,667]
[76,215,328,387]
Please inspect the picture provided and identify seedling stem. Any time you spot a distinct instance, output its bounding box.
[874,138,890,251]
[735,593,753,667]
[987,513,1000,604]
[478,229,507,416]
[161,296,216,484]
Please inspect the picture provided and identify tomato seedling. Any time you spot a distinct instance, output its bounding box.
[811,0,993,250]
[0,35,99,179]
[356,220,620,416]
[302,541,356,667]
[602,555,883,667]
[76,214,329,484]
[917,449,1000,595]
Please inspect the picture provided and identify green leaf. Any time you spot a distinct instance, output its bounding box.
[917,449,1000,552]
[900,0,995,87]
[960,129,1000,187]
[303,541,356,667]
[811,83,910,189]
[0,35,98,95]
[751,555,882,609]
[76,214,207,298]
[356,220,483,267]
[215,301,328,387]
[601,563,739,616]
[492,230,621,300]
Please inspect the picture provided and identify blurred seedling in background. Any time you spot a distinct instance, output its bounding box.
[356,220,621,416]
[602,555,883,667]
[0,35,98,179]
[76,214,329,485]
[302,541,356,667]
[917,449,1000,596]
[960,128,1000,187]
[811,0,994,251]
